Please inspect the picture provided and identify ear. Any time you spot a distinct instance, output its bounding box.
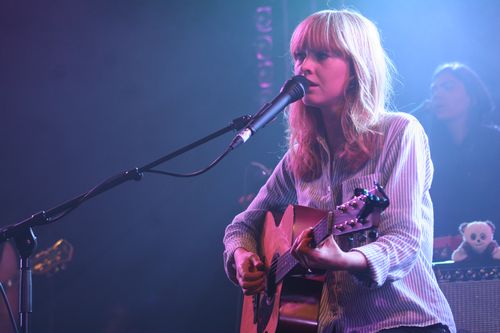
[459,222,469,235]
[485,220,496,233]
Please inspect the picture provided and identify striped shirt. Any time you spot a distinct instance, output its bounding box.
[223,112,456,333]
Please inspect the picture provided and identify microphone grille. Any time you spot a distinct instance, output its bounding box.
[285,75,310,102]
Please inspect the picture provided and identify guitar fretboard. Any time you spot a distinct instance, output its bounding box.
[275,215,329,283]
[273,191,382,284]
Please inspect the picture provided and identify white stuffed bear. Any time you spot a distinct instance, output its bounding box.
[451,220,500,262]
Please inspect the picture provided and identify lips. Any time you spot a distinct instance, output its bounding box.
[304,78,318,87]
[431,98,445,109]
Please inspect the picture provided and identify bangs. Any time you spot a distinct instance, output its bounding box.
[290,12,346,55]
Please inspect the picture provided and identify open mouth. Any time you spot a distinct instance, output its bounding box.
[305,79,319,87]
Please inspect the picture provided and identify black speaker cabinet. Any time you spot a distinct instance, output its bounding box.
[433,261,500,333]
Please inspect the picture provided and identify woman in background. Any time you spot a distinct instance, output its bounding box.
[417,63,500,239]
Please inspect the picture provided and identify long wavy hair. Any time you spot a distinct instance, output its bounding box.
[287,10,394,181]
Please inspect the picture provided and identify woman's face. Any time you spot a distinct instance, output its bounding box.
[430,72,471,121]
[293,48,351,113]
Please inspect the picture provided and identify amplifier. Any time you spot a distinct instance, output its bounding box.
[433,261,500,333]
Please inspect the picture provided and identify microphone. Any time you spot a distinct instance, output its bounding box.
[409,99,431,115]
[230,75,310,149]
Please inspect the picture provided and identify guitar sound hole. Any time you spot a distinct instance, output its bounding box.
[256,253,279,333]
[265,294,274,306]
[266,276,276,300]
[257,293,275,333]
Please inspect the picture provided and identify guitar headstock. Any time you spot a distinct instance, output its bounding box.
[32,239,74,276]
[329,184,389,237]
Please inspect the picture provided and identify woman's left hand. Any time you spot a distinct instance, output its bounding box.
[291,227,347,270]
[291,227,369,272]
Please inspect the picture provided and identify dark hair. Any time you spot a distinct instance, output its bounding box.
[433,62,496,124]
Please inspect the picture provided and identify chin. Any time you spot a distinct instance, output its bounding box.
[302,94,317,103]
[302,96,331,108]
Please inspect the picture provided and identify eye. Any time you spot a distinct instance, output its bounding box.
[315,51,329,61]
[480,233,486,240]
[293,51,306,62]
[470,233,477,241]
[331,49,344,58]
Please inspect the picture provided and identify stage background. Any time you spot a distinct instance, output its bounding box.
[1,1,499,332]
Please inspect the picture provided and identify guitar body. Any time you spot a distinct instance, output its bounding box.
[240,205,328,333]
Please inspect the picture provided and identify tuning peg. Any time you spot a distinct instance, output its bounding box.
[354,188,368,197]
[348,200,358,208]
[337,204,348,212]
[348,219,358,227]
[335,224,346,232]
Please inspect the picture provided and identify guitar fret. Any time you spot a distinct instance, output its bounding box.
[312,217,329,244]
[276,250,297,283]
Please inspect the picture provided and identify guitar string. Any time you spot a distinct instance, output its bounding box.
[271,208,364,280]
[267,192,377,282]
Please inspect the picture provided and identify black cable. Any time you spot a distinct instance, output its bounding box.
[45,142,233,223]
[46,171,127,223]
[46,193,87,223]
[0,282,19,333]
[144,146,232,178]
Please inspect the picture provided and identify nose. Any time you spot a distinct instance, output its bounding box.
[297,55,313,76]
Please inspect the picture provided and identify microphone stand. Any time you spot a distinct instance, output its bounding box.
[0,114,251,333]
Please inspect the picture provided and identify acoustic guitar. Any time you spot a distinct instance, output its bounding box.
[0,239,74,333]
[240,185,389,333]
[1,238,74,288]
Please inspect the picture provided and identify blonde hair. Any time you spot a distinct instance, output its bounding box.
[287,9,394,180]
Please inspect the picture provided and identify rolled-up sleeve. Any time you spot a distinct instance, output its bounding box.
[351,117,433,288]
[223,152,297,284]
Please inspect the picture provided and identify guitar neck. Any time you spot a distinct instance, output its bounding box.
[274,187,387,283]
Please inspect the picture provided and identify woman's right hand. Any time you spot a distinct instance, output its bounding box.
[234,247,266,295]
